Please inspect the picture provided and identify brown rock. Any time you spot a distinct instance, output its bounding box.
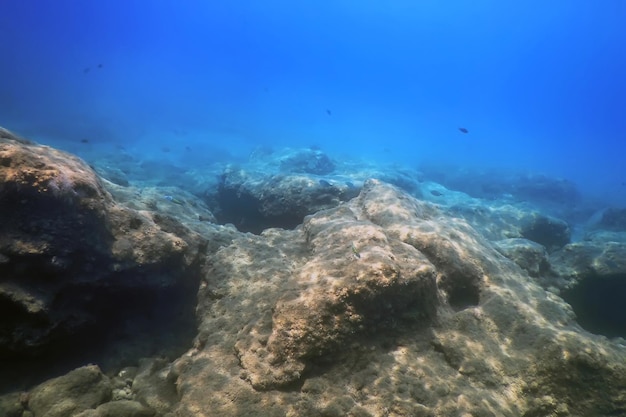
[0,391,26,417]
[28,365,111,417]
[131,357,178,415]
[494,238,551,277]
[0,128,206,389]
[215,166,359,233]
[172,180,626,416]
[75,400,155,417]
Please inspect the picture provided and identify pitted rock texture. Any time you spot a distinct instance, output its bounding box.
[27,365,112,417]
[172,180,626,417]
[235,202,439,390]
[0,129,205,387]
[3,130,626,416]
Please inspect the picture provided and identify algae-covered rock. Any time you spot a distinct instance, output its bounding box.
[519,213,571,252]
[74,400,155,417]
[448,201,571,251]
[0,391,27,417]
[0,128,205,389]
[131,358,178,415]
[548,233,626,338]
[215,166,358,233]
[4,129,626,417]
[172,180,626,416]
[28,365,111,417]
[235,201,439,389]
[494,238,551,277]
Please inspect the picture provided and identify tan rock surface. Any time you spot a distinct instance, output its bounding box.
[0,128,206,387]
[172,180,626,416]
[27,365,111,417]
[3,131,626,416]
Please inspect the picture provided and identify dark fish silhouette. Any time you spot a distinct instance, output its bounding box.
[326,109,332,116]
[80,138,89,144]
[83,67,91,74]
[430,190,443,197]
[97,63,103,69]
[458,127,469,134]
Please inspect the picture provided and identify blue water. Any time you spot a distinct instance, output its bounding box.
[1,1,625,204]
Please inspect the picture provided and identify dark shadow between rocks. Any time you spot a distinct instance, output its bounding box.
[0,273,198,394]
[214,184,304,234]
[301,317,436,391]
[444,281,481,312]
[436,270,481,313]
[560,273,626,338]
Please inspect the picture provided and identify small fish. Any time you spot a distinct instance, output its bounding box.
[351,243,361,259]
[326,109,332,116]
[97,63,103,69]
[430,190,443,197]
[458,127,469,134]
[80,138,89,144]
[163,195,185,205]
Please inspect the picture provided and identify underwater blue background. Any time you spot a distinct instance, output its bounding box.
[1,1,625,204]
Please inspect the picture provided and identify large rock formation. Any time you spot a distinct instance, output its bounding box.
[548,230,626,339]
[2,131,626,417]
[171,180,626,416]
[0,128,205,388]
[446,201,571,251]
[214,166,360,233]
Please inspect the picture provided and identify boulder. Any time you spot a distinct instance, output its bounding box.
[215,166,359,233]
[550,231,626,284]
[27,365,111,417]
[172,180,626,416]
[447,202,570,250]
[4,131,626,416]
[0,391,26,417]
[494,238,551,277]
[519,213,571,251]
[131,357,178,415]
[0,128,205,389]
[549,232,626,338]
